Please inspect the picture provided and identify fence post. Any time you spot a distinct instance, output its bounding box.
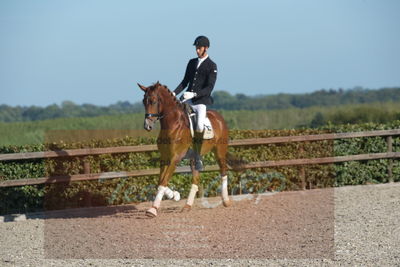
[299,144,306,190]
[82,156,92,206]
[198,184,204,198]
[299,166,306,190]
[387,136,393,183]
[83,156,91,174]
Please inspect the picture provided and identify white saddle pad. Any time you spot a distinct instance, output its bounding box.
[188,113,214,139]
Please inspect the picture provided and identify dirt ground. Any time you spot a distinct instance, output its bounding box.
[1,183,399,266]
[43,188,334,259]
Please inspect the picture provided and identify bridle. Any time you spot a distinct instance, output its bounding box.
[144,94,165,121]
[143,89,190,130]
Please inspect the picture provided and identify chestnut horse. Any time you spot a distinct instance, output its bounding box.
[137,82,233,217]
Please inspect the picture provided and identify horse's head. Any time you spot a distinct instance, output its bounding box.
[137,81,164,131]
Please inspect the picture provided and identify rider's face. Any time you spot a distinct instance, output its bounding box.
[196,46,208,58]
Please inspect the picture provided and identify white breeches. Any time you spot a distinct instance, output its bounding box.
[188,99,206,132]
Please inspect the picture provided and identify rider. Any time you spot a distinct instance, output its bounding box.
[173,35,218,170]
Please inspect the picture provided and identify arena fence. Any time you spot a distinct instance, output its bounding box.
[0,129,399,188]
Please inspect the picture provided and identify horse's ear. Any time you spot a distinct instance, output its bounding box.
[155,81,160,86]
[137,83,147,92]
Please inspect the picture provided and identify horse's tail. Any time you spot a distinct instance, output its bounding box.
[226,152,248,172]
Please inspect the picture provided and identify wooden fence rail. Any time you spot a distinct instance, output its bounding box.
[1,129,399,188]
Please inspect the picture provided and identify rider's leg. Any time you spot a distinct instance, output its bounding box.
[193,131,204,170]
[194,104,206,132]
[190,103,207,170]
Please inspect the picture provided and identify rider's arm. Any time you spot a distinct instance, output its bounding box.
[174,60,192,95]
[196,63,217,98]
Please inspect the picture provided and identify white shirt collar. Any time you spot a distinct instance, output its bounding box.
[197,54,208,68]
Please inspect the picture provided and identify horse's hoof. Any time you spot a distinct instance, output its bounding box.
[146,207,157,217]
[223,199,231,207]
[173,191,181,201]
[181,204,192,212]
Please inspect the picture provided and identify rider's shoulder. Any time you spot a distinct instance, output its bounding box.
[206,57,217,69]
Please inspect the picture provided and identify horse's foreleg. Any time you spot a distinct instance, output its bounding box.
[146,184,166,217]
[146,154,181,217]
[163,187,180,201]
[182,159,200,212]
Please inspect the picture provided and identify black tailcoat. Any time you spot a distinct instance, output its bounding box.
[174,57,217,105]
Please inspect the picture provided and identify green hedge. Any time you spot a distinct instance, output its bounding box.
[0,121,399,215]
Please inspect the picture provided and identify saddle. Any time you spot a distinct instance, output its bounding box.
[184,103,214,140]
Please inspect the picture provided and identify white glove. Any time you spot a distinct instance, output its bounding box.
[183,91,196,100]
[172,91,176,96]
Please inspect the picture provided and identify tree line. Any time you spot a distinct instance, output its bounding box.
[212,87,400,110]
[1,87,399,122]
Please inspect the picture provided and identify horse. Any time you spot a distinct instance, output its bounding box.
[137,82,235,217]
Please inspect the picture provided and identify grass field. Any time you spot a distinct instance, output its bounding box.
[1,101,399,146]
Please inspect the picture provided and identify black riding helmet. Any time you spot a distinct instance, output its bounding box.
[193,36,210,47]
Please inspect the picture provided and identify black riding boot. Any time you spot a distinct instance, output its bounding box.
[193,130,204,171]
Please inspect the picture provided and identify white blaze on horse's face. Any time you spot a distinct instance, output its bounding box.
[138,83,159,131]
[143,94,159,131]
[144,117,153,131]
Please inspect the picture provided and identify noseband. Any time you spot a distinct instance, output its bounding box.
[145,112,163,120]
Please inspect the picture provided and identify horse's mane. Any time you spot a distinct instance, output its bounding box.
[152,82,185,110]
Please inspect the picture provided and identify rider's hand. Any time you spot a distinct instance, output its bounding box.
[183,92,197,100]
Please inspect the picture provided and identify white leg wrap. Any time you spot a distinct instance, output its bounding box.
[164,186,181,201]
[186,184,199,206]
[173,191,181,201]
[221,175,229,201]
[153,185,167,209]
[164,187,174,199]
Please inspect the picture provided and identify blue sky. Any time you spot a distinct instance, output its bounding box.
[0,0,399,107]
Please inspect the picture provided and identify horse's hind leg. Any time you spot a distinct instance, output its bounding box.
[213,143,231,207]
[181,158,200,212]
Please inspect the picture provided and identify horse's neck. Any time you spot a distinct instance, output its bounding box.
[158,91,187,132]
[159,109,187,131]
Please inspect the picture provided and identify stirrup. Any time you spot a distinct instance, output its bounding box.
[194,155,203,171]
[195,159,203,171]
